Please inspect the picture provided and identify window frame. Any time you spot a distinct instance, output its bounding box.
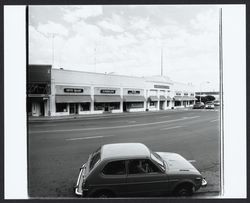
[101,160,127,177]
[127,158,164,176]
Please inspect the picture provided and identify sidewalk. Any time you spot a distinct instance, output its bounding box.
[28,107,193,122]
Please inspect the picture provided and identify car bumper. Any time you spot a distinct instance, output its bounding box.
[74,164,87,196]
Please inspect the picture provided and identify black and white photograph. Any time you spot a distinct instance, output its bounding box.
[3,3,247,200]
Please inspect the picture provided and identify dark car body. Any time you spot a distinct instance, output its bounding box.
[193,102,205,109]
[74,143,207,197]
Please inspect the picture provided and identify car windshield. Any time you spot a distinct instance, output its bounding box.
[150,151,165,171]
[89,147,101,171]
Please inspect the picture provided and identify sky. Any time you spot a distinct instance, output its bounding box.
[29,5,220,91]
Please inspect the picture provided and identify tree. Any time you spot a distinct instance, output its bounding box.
[195,95,215,103]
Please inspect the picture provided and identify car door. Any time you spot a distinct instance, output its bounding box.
[97,160,127,196]
[125,159,168,197]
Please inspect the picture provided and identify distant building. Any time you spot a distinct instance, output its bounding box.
[28,65,197,117]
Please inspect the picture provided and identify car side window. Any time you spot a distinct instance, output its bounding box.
[102,160,126,175]
[128,159,161,174]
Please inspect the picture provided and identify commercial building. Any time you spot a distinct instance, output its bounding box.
[28,65,197,117]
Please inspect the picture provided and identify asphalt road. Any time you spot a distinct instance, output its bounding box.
[28,109,221,198]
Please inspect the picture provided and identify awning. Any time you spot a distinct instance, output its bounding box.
[159,95,166,101]
[182,96,197,101]
[189,96,198,101]
[123,96,146,102]
[55,95,92,103]
[148,96,158,102]
[94,95,121,103]
[182,96,190,101]
[166,96,172,101]
[173,96,183,101]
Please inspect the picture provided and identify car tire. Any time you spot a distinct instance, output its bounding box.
[174,184,194,196]
[94,190,114,198]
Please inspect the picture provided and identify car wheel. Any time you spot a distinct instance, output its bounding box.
[174,184,194,196]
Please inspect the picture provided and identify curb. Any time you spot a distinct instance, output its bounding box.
[28,108,195,123]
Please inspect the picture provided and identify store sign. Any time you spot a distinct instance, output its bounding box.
[128,90,140,94]
[100,89,116,94]
[154,85,169,89]
[64,88,84,93]
[176,92,181,96]
[184,93,188,96]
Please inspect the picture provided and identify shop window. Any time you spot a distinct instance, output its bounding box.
[174,101,181,106]
[167,101,170,107]
[56,103,67,112]
[94,103,105,110]
[110,102,120,110]
[150,101,157,107]
[176,92,181,96]
[80,103,90,111]
[130,102,144,108]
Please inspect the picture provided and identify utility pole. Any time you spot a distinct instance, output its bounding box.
[51,33,55,66]
[161,46,163,76]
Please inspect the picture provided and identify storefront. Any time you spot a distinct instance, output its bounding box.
[148,95,158,110]
[28,95,48,116]
[54,86,92,116]
[182,93,190,107]
[159,95,166,110]
[166,96,172,108]
[28,65,51,116]
[123,89,146,112]
[28,65,198,117]
[173,92,183,107]
[94,88,122,113]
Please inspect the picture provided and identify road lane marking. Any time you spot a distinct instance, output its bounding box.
[30,116,200,134]
[31,124,59,127]
[160,126,183,131]
[66,135,114,141]
[210,119,219,122]
[127,121,136,123]
[159,115,169,118]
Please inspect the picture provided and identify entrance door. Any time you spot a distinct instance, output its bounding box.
[160,101,164,110]
[123,102,127,112]
[104,105,109,112]
[70,103,78,114]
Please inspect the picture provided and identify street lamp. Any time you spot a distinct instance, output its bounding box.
[199,81,210,103]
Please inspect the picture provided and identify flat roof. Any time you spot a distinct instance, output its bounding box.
[101,143,151,160]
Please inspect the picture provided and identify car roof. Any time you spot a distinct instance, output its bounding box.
[101,143,151,160]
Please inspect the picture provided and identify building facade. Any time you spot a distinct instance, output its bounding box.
[28,65,197,117]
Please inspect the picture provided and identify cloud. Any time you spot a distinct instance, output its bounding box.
[72,21,102,41]
[63,6,103,23]
[129,17,150,30]
[37,21,68,36]
[98,20,124,32]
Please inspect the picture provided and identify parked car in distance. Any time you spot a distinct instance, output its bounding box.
[204,101,215,109]
[74,143,207,197]
[214,100,220,106]
[193,102,205,109]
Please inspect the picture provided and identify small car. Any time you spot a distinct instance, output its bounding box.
[74,143,207,197]
[192,102,205,109]
[204,101,215,109]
